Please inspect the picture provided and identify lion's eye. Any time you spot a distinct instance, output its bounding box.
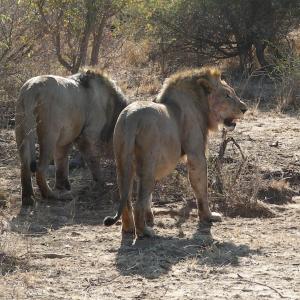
[226,94,231,99]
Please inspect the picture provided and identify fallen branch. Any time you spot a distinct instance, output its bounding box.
[84,273,123,291]
[29,253,72,259]
[237,273,287,298]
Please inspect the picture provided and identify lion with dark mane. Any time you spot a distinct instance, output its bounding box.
[15,70,127,206]
[104,67,247,238]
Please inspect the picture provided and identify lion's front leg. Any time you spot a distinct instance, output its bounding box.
[187,154,222,223]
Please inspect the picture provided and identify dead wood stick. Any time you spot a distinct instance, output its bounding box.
[237,273,287,298]
[215,129,246,194]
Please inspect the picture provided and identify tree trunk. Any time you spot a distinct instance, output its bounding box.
[53,33,73,73]
[255,41,268,69]
[238,44,254,75]
[73,0,96,72]
[90,15,107,66]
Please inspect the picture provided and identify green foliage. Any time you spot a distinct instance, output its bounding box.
[121,0,299,73]
[0,0,299,78]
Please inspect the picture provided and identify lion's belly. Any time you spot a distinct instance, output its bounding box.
[56,111,85,146]
[154,141,181,180]
[154,159,179,180]
[134,130,181,180]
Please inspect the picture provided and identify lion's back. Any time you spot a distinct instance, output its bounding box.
[118,101,168,127]
[114,100,181,171]
[20,75,83,105]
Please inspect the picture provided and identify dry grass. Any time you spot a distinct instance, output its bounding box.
[123,40,152,67]
[137,81,160,96]
[207,130,276,218]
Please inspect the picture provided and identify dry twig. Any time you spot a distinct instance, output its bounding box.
[237,273,287,298]
[213,129,246,194]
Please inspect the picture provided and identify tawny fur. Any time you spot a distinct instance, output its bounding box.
[104,67,247,239]
[15,70,127,206]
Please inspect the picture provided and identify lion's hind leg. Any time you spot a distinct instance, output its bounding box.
[36,125,60,200]
[145,193,154,227]
[20,155,35,206]
[15,103,35,206]
[120,173,134,234]
[121,203,135,234]
[134,176,155,239]
[115,158,135,234]
[53,144,73,200]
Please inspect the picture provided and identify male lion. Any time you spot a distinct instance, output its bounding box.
[104,67,247,238]
[15,70,127,206]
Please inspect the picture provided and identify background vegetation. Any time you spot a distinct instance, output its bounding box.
[0,0,299,98]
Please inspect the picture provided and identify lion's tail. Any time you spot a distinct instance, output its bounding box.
[103,118,135,227]
[15,89,37,174]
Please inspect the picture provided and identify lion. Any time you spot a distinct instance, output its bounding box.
[104,67,247,238]
[15,70,127,206]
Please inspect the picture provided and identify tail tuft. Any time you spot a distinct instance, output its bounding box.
[103,216,118,226]
[30,161,37,172]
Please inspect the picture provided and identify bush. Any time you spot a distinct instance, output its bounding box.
[272,50,300,110]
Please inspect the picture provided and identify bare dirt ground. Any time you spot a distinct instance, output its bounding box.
[0,111,300,300]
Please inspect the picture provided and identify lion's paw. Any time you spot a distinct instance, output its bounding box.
[210,212,222,222]
[200,212,222,224]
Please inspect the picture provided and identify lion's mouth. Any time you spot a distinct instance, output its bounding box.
[224,118,236,130]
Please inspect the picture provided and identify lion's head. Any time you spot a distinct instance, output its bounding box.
[201,69,247,131]
[157,68,247,132]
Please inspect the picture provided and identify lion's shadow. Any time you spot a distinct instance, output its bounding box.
[9,165,192,235]
[9,161,194,235]
[9,181,119,235]
[116,224,258,279]
[9,184,258,280]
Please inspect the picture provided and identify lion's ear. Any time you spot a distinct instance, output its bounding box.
[197,78,213,95]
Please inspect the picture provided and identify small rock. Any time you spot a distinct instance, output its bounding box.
[71,231,81,236]
[269,141,279,147]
